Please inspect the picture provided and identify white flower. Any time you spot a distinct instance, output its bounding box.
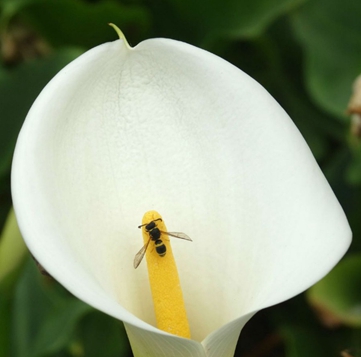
[12,33,351,357]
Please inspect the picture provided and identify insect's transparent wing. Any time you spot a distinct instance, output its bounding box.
[133,238,151,269]
[160,231,192,241]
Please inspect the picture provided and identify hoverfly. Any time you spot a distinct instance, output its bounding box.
[134,218,192,268]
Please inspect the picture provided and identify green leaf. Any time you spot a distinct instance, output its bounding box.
[11,258,92,357]
[79,311,132,357]
[204,0,308,42]
[31,299,92,357]
[307,254,361,327]
[270,296,358,357]
[0,0,41,22]
[0,301,10,357]
[11,259,55,357]
[152,0,307,45]
[0,276,14,357]
[280,323,358,357]
[291,0,361,119]
[0,208,27,282]
[281,325,330,357]
[19,0,151,49]
[0,47,83,178]
[346,146,361,185]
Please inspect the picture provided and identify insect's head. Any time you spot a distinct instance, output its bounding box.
[138,218,163,231]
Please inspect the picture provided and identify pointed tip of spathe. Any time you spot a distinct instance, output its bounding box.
[108,23,132,50]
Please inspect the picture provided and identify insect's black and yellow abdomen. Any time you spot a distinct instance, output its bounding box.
[155,239,166,256]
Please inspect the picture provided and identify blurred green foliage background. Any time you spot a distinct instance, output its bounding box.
[0,0,361,356]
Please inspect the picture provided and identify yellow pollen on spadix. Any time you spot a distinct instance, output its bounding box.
[140,210,191,338]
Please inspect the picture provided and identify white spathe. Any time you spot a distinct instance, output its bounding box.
[12,37,351,357]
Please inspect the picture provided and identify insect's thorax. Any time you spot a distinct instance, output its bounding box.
[149,228,161,240]
[145,221,161,240]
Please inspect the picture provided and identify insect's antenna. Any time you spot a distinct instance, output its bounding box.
[138,218,162,228]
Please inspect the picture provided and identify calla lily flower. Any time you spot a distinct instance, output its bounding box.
[12,31,351,357]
